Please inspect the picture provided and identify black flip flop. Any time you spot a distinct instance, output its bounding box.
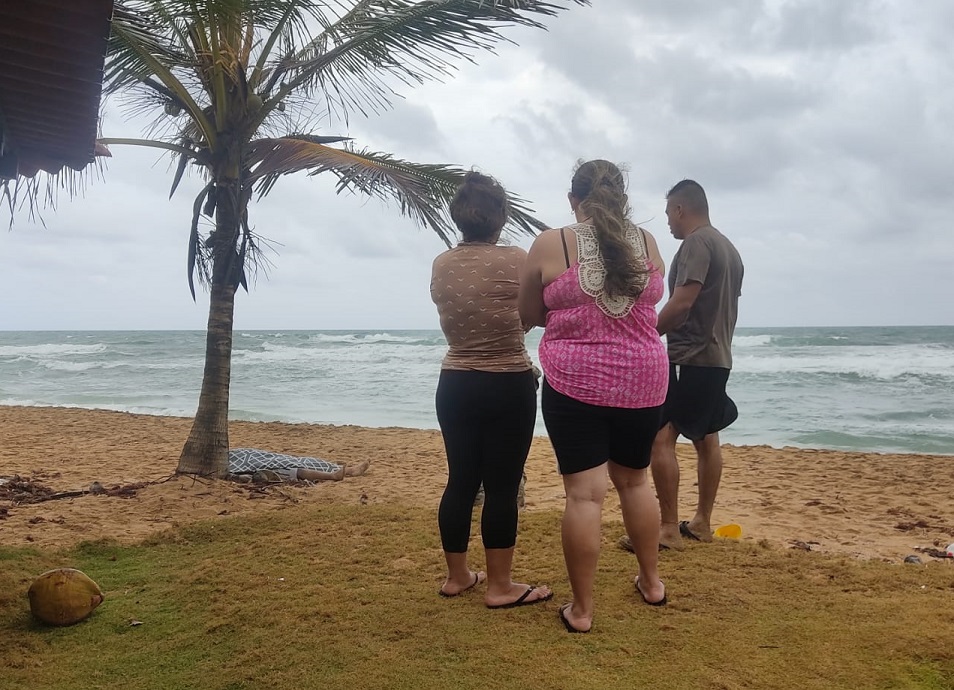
[558,603,589,633]
[635,577,667,607]
[486,585,553,609]
[679,520,702,541]
[439,571,480,598]
[620,534,671,552]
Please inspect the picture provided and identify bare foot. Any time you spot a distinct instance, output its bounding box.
[618,534,676,553]
[658,522,685,550]
[439,570,485,597]
[681,520,713,543]
[344,459,370,477]
[484,582,553,609]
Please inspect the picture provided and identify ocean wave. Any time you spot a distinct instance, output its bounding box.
[734,335,774,347]
[0,343,108,358]
[736,334,871,348]
[0,400,194,418]
[37,360,114,372]
[235,340,444,365]
[734,346,954,380]
[3,327,953,456]
[307,332,440,346]
[0,397,41,407]
[789,429,954,455]
[33,359,196,373]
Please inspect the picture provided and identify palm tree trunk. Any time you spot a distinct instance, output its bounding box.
[177,173,243,477]
[176,281,235,476]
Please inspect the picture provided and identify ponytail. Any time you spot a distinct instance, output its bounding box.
[570,160,648,299]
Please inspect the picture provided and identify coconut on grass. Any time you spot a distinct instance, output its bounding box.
[27,568,104,626]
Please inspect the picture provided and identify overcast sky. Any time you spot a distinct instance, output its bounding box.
[2,0,952,331]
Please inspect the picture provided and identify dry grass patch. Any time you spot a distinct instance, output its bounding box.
[2,504,953,690]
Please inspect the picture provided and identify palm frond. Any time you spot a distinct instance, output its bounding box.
[107,6,218,147]
[260,0,591,123]
[249,0,338,89]
[248,137,546,246]
[105,4,197,93]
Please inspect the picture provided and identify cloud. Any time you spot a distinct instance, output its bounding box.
[2,0,953,329]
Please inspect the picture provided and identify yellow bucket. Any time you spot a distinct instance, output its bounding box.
[713,523,742,539]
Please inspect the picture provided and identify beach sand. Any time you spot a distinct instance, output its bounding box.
[1,406,951,561]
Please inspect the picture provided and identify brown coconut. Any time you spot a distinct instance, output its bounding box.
[27,568,104,626]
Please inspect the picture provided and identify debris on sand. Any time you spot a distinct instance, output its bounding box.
[913,546,953,560]
[0,475,57,503]
[0,475,150,508]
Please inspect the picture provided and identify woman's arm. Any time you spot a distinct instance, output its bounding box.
[641,227,665,278]
[518,233,551,328]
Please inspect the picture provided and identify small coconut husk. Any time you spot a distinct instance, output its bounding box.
[27,568,104,626]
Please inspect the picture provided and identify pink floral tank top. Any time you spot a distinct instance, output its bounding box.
[539,224,669,409]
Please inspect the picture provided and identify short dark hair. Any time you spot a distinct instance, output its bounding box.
[666,179,709,215]
[450,171,509,242]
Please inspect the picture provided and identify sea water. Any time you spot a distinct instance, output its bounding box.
[1,327,952,455]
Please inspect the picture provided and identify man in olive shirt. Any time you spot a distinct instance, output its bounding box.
[651,179,743,549]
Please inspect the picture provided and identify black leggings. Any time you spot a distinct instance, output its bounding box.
[436,369,536,552]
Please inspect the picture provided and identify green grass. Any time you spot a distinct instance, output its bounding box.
[2,504,953,690]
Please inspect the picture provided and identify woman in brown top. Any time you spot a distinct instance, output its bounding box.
[430,172,552,609]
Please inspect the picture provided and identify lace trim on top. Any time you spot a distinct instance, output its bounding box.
[573,222,649,318]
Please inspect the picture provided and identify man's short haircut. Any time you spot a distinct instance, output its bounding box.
[666,179,709,215]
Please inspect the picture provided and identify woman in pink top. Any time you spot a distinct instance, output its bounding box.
[519,160,669,632]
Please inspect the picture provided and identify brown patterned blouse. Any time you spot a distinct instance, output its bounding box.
[430,242,533,372]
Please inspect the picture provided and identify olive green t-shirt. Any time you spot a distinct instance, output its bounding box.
[430,243,533,372]
[667,226,744,368]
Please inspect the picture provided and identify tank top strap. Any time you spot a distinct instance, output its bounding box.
[560,228,570,269]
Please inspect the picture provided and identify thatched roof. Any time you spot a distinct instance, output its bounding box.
[0,0,114,179]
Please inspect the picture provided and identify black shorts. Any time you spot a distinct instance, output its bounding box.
[660,364,738,441]
[541,378,663,475]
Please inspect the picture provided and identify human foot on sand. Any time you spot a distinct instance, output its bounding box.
[485,583,553,609]
[344,460,371,477]
[635,576,667,606]
[618,534,675,553]
[439,570,486,597]
[679,520,713,543]
[558,603,591,633]
[657,523,686,551]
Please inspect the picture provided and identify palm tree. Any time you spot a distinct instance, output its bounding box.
[103,0,588,477]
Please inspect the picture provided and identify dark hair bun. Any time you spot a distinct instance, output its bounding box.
[450,171,510,242]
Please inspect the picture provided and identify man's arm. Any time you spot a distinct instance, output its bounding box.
[656,281,702,336]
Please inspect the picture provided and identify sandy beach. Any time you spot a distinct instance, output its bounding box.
[1,405,951,561]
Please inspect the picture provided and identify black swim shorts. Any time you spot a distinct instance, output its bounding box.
[542,378,663,475]
[660,363,738,441]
